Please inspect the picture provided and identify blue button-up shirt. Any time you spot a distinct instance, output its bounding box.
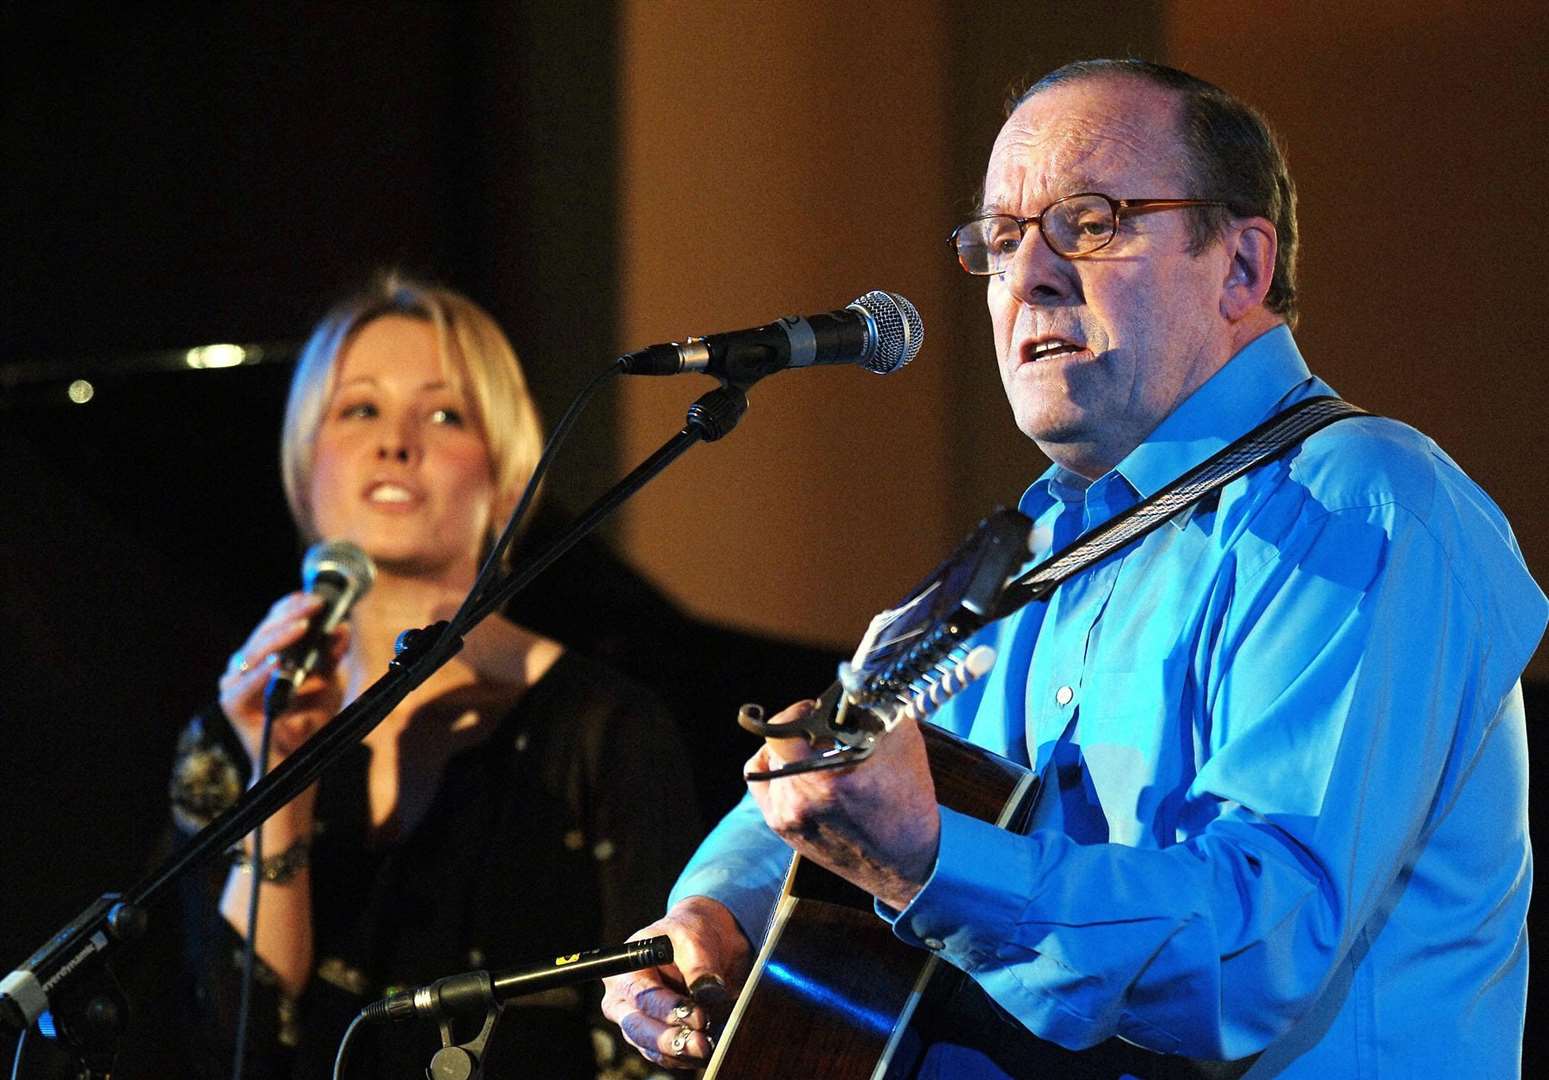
[672,326,1546,1076]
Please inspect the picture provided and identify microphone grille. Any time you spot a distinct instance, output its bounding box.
[302,539,377,596]
[850,290,924,374]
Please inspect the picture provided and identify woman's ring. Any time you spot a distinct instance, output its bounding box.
[234,654,251,674]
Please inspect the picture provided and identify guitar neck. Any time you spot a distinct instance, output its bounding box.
[920,723,1039,832]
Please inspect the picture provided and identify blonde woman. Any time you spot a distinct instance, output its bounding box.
[172,274,697,1078]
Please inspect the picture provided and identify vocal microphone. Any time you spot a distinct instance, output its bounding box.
[618,290,923,385]
[360,936,674,1024]
[264,539,375,715]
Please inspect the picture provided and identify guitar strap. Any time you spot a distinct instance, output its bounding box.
[993,395,1369,619]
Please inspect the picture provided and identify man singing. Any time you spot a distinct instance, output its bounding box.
[603,59,1546,1077]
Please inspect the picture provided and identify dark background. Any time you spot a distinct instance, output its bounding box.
[2,3,1543,1076]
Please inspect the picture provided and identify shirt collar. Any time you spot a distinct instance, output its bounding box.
[1020,324,1320,520]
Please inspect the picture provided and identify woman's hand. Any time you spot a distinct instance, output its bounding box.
[218,592,349,773]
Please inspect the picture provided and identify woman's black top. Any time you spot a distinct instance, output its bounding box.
[172,650,701,1079]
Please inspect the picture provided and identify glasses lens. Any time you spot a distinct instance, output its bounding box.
[955,216,1020,274]
[1044,195,1115,256]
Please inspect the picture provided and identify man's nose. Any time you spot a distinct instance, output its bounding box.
[1004,228,1078,307]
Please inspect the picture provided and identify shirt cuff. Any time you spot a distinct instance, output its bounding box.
[876,805,1037,971]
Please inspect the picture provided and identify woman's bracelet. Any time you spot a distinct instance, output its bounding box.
[230,835,311,883]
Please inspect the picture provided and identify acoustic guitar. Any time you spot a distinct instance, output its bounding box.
[707,510,1253,1080]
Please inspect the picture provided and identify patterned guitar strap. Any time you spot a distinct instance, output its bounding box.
[994,395,1369,617]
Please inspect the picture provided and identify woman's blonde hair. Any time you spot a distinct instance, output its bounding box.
[279,272,543,558]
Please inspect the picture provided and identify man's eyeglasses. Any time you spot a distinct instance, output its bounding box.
[948,193,1228,275]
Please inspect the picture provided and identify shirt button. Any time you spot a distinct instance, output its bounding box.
[1055,685,1074,706]
[923,937,945,951]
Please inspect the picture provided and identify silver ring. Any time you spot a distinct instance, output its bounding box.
[670,1025,691,1055]
[234,653,251,674]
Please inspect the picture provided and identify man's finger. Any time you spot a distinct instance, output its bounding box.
[634,982,697,1024]
[655,1016,714,1063]
[618,1009,711,1068]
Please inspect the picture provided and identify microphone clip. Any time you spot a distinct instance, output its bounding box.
[424,979,498,1080]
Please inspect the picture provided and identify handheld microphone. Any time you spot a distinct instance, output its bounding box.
[264,540,375,715]
[619,290,923,385]
[360,936,674,1025]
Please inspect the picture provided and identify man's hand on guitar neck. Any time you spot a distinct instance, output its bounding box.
[601,895,751,1068]
[747,698,943,912]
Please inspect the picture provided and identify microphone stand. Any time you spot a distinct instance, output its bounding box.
[0,382,748,1077]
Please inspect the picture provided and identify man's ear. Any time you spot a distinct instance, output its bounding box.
[1220,217,1277,322]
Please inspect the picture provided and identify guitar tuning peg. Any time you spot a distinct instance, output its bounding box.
[960,644,996,678]
[900,645,999,723]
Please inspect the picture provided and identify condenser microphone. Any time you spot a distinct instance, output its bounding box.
[619,290,923,385]
[360,936,674,1025]
[263,540,375,715]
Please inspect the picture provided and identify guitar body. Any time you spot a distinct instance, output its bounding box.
[704,723,1038,1079]
[705,725,1256,1080]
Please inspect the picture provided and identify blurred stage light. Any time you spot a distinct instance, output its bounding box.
[185,343,247,369]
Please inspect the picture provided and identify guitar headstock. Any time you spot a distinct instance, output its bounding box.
[742,508,1032,779]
